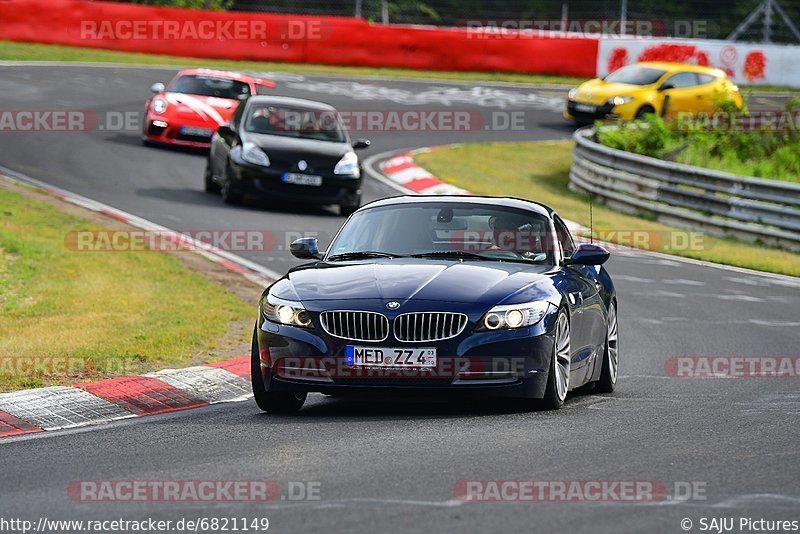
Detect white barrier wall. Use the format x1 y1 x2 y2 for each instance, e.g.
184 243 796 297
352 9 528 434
597 38 800 87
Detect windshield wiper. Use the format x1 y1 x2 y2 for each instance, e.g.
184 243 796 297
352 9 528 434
411 251 547 264
326 251 402 261
410 251 494 261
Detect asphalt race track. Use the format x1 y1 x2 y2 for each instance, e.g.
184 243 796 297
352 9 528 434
1 65 799 533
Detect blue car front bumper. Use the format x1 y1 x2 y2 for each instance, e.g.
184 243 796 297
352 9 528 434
254 302 559 399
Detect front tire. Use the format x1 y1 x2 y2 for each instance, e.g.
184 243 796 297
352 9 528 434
539 309 571 410
339 195 361 217
204 161 220 194
250 328 307 414
221 164 242 205
595 300 618 393
635 105 656 119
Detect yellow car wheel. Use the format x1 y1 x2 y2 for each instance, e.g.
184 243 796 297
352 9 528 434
635 105 656 119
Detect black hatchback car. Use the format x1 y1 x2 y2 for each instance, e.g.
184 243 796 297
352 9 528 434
205 96 370 215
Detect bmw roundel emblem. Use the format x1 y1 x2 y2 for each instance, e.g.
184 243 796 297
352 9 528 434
386 301 400 310
298 160 308 171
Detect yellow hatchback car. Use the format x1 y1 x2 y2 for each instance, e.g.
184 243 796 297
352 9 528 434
565 62 743 124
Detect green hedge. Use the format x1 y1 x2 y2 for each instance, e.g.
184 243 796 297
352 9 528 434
597 99 800 183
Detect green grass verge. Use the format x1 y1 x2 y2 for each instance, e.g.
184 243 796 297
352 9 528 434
1 40 796 92
597 116 800 183
414 141 800 277
677 142 800 183
0 185 253 391
0 40 586 85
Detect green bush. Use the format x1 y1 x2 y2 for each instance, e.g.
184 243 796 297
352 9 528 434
596 101 800 183
596 114 672 157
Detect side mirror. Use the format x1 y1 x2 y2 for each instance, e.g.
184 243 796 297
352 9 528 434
150 82 165 94
658 83 674 91
564 243 610 266
352 139 371 150
216 124 234 137
290 237 322 260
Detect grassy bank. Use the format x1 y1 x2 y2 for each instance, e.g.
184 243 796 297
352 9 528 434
414 141 800 276
0 182 253 391
598 114 800 183
0 40 585 86
1 40 796 92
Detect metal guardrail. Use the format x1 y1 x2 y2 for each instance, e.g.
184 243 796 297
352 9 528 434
569 127 800 252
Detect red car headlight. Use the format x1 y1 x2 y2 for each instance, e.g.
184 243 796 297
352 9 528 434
150 98 168 114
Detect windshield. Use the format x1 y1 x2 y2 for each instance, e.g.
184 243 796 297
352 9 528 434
169 75 250 99
243 104 347 143
604 66 667 86
327 202 555 265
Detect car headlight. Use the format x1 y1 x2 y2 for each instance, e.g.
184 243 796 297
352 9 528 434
150 98 168 114
334 152 360 177
262 294 312 328
241 142 270 167
479 301 551 330
608 96 634 106
568 88 578 99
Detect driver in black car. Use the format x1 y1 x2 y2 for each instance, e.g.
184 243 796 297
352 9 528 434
488 215 548 262
249 106 284 133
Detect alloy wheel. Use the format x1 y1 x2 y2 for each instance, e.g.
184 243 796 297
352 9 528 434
554 312 571 401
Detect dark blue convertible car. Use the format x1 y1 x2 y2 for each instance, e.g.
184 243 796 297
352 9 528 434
252 196 618 412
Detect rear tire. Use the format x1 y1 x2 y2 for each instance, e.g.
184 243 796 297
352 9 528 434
250 328 307 414
539 309 570 410
635 105 655 119
595 300 618 394
204 162 220 194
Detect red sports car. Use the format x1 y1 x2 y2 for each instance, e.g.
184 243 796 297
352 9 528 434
143 68 275 148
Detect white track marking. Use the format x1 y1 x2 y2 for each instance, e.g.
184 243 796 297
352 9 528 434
0 387 133 431
145 367 252 404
